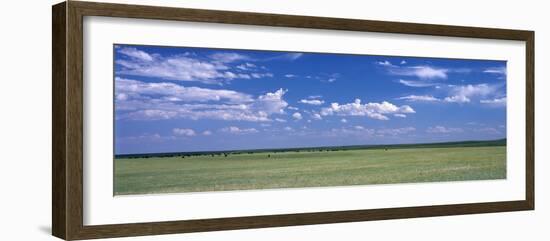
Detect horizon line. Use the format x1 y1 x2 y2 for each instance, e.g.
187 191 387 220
115 138 506 157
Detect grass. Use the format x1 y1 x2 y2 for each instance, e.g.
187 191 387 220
114 145 506 195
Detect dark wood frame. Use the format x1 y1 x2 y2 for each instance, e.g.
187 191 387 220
52 1 535 240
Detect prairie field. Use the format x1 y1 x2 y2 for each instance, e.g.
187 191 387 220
114 143 506 195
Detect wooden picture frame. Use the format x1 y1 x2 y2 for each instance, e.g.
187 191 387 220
52 1 534 240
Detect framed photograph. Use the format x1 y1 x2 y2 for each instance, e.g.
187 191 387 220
52 1 534 240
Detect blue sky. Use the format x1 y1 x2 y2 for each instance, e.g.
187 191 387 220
114 44 507 155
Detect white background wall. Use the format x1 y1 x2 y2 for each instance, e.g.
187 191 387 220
0 0 547 240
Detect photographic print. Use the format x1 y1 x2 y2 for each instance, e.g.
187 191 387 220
114 44 507 195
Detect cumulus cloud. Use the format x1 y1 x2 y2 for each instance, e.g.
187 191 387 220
202 130 213 136
292 112 303 120
312 113 322 120
341 118 348 123
172 128 196 136
444 84 497 103
115 78 289 122
397 95 440 102
221 126 259 134
426 126 463 133
251 89 289 114
320 99 415 120
116 48 272 84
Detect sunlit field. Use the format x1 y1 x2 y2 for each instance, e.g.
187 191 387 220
114 141 506 195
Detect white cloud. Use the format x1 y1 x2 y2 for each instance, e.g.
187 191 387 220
287 106 299 111
118 133 165 143
209 52 250 63
116 93 128 101
394 114 407 118
202 130 213 136
284 74 297 78
250 73 274 78
221 126 259 134
320 99 415 120
398 79 438 87
444 84 497 103
292 112 303 120
312 113 322 120
426 126 463 133
354 125 365 130
341 118 348 123
172 128 196 136
378 62 463 80
386 65 448 79
275 118 287 123
116 49 272 84
235 63 256 71
326 126 415 138
118 47 154 62
284 126 293 131
299 99 325 105
118 55 228 83
480 97 507 107
444 95 470 103
116 78 289 122
116 77 253 104
396 66 448 79
397 95 440 102
251 89 289 114
400 60 407 65
376 60 396 67
483 67 507 75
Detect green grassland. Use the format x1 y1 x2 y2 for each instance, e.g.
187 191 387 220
114 141 506 195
